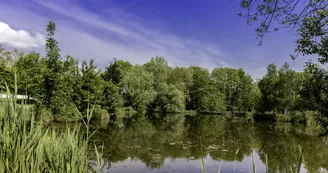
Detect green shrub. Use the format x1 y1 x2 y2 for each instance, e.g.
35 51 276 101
276 113 292 122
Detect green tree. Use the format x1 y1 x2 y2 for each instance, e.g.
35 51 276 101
258 63 302 113
101 59 131 113
43 21 64 115
101 81 123 113
187 66 226 112
197 84 226 113
167 67 193 112
239 0 328 63
168 67 193 104
300 63 328 113
144 57 169 87
144 57 186 112
211 68 255 111
122 65 156 114
258 63 280 112
249 83 261 111
42 21 79 119
0 58 13 92
14 52 45 99
103 59 132 84
275 63 303 112
73 60 104 114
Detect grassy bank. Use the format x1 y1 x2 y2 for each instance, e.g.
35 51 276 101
0 88 93 172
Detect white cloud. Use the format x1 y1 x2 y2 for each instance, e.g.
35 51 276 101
0 22 45 49
0 0 309 78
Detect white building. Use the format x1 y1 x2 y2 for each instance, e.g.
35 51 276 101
0 94 29 99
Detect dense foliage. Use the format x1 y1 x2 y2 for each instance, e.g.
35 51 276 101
1 21 328 131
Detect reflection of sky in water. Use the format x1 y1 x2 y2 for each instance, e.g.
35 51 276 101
103 155 307 173
101 152 310 173
106 154 268 173
87 115 328 173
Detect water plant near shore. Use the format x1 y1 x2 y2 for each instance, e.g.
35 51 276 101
0 83 92 173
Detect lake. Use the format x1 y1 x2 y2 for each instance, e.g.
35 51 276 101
87 114 328 173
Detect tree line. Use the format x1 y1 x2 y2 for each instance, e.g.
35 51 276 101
0 21 328 127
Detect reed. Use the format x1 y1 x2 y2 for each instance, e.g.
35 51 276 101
0 82 97 172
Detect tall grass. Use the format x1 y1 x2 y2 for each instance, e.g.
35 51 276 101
0 83 94 172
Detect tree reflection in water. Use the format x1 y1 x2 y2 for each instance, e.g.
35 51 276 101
88 114 328 173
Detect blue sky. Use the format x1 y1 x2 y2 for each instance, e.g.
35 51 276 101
0 0 314 78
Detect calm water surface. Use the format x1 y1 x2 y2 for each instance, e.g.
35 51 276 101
87 114 328 173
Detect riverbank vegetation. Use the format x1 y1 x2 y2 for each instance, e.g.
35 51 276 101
0 86 92 172
1 21 328 131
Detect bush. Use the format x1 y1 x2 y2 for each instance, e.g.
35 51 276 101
276 113 292 122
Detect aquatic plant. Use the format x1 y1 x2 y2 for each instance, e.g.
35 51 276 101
0 81 103 172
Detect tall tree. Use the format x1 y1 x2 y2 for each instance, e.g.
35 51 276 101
188 66 226 112
300 63 328 113
144 57 186 112
43 21 63 115
168 67 193 109
275 63 302 111
258 64 280 112
73 60 104 114
122 65 156 114
258 63 302 113
42 21 78 118
211 68 254 111
101 59 129 113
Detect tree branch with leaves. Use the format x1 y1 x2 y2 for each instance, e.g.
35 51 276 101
239 0 328 62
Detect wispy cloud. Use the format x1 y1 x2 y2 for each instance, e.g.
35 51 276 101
0 0 310 78
0 22 45 49
30 0 232 69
